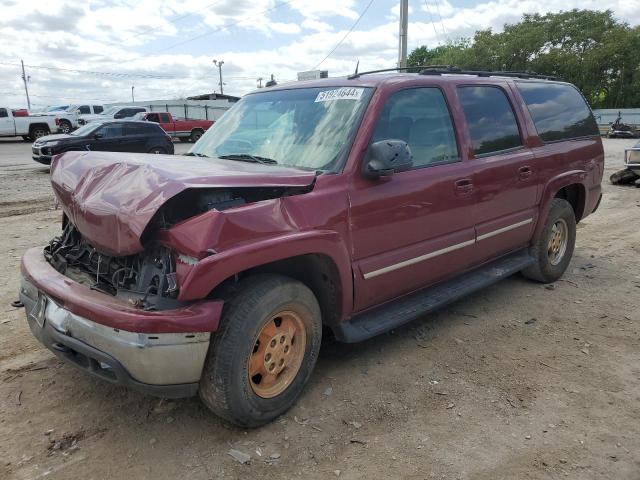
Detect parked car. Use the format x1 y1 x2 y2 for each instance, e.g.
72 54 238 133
141 112 214 142
0 106 57 140
19 70 604 427
78 106 147 125
29 105 104 134
31 120 174 164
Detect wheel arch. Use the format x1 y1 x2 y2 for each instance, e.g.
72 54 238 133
178 232 354 325
533 171 586 243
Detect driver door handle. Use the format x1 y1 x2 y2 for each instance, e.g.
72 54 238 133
454 178 474 196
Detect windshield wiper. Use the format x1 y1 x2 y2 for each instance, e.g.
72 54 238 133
218 154 278 165
184 152 210 157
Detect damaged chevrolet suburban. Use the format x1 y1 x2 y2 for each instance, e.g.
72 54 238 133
19 69 604 427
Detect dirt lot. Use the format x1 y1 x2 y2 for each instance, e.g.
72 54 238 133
0 138 638 480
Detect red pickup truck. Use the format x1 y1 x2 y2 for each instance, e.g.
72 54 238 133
142 112 213 142
20 68 604 427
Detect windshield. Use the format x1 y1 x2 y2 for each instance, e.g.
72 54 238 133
190 86 373 172
100 107 120 116
71 122 103 136
47 105 69 112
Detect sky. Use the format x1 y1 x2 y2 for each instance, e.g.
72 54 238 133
1 0 639 109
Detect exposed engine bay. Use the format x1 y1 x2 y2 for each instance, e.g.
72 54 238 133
44 219 179 310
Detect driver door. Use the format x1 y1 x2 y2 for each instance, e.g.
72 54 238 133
90 123 125 152
349 87 477 311
0 108 14 135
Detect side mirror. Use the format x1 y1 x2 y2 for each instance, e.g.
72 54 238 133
94 132 104 139
114 113 123 119
362 140 413 179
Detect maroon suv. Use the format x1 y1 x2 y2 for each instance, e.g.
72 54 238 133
19 69 604 427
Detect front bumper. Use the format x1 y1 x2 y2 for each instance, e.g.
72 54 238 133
19 248 224 397
31 146 52 165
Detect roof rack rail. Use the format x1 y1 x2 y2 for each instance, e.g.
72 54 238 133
347 65 558 81
347 65 452 79
418 66 558 80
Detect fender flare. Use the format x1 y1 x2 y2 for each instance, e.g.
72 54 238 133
533 169 586 242
177 230 354 317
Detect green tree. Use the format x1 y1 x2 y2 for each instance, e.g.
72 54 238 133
408 10 640 108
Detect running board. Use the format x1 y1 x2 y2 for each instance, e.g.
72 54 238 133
333 249 535 343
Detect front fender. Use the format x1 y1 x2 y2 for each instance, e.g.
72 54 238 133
177 230 354 317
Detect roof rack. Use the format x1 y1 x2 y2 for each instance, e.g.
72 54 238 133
347 65 452 79
348 65 558 81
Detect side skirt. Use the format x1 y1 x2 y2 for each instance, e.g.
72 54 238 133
333 249 535 343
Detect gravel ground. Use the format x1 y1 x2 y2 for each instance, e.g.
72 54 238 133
0 138 638 480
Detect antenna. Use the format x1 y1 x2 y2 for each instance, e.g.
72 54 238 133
354 60 360 76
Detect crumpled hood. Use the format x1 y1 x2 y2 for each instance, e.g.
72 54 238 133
50 151 317 256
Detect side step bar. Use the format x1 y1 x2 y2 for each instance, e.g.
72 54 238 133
333 249 535 343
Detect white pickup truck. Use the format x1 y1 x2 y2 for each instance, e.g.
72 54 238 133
31 104 104 134
0 107 58 141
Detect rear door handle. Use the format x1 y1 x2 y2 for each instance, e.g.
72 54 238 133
518 166 532 180
454 178 474 195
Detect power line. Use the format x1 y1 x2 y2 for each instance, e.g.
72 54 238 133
433 0 448 39
311 0 375 70
121 0 296 63
423 1 442 44
0 61 196 79
130 0 226 39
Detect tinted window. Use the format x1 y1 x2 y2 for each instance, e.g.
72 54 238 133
78 105 91 114
132 108 146 115
159 113 171 123
458 86 522 156
0 108 7 118
93 105 103 114
125 124 151 136
98 124 124 138
372 88 459 168
516 82 599 142
146 113 160 123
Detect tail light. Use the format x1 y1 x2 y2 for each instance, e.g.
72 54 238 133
55 118 60 125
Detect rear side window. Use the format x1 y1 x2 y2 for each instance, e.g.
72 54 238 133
146 113 160 123
0 108 7 118
458 86 522 156
125 124 148 136
98 124 124 138
78 105 91 114
93 106 103 114
516 82 599 142
372 87 459 168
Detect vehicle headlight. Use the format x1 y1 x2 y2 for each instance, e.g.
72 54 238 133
44 141 59 147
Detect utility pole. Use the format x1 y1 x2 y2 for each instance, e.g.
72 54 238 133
398 0 408 68
213 59 224 95
131 86 135 102
257 77 263 88
21 59 31 110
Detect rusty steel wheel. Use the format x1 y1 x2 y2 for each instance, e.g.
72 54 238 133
547 218 568 266
522 198 576 284
248 311 307 398
199 274 322 427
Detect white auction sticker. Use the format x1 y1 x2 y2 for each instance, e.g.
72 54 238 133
314 87 364 102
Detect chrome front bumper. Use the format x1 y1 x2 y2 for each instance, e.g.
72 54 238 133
20 278 210 398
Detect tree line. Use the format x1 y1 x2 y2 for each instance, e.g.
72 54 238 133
407 10 640 109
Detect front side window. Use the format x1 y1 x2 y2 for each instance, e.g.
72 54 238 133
146 113 160 123
98 124 124 138
93 106 103 114
516 82 599 142
78 105 91 114
458 86 522 156
372 87 459 168
191 86 374 172
0 108 7 118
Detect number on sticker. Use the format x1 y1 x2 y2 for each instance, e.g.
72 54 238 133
315 88 364 102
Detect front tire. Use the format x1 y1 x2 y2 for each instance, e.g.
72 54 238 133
190 129 204 143
522 198 576 283
199 274 322 428
58 120 72 134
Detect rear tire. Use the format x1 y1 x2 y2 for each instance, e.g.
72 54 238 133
30 126 49 140
199 274 322 428
179 137 190 143
58 120 72 134
522 198 576 283
190 129 204 143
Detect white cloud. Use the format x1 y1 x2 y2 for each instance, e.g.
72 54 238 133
0 0 638 109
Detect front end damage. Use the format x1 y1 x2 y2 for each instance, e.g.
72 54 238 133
19 151 318 396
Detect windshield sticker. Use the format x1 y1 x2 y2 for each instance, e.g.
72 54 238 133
314 88 364 102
